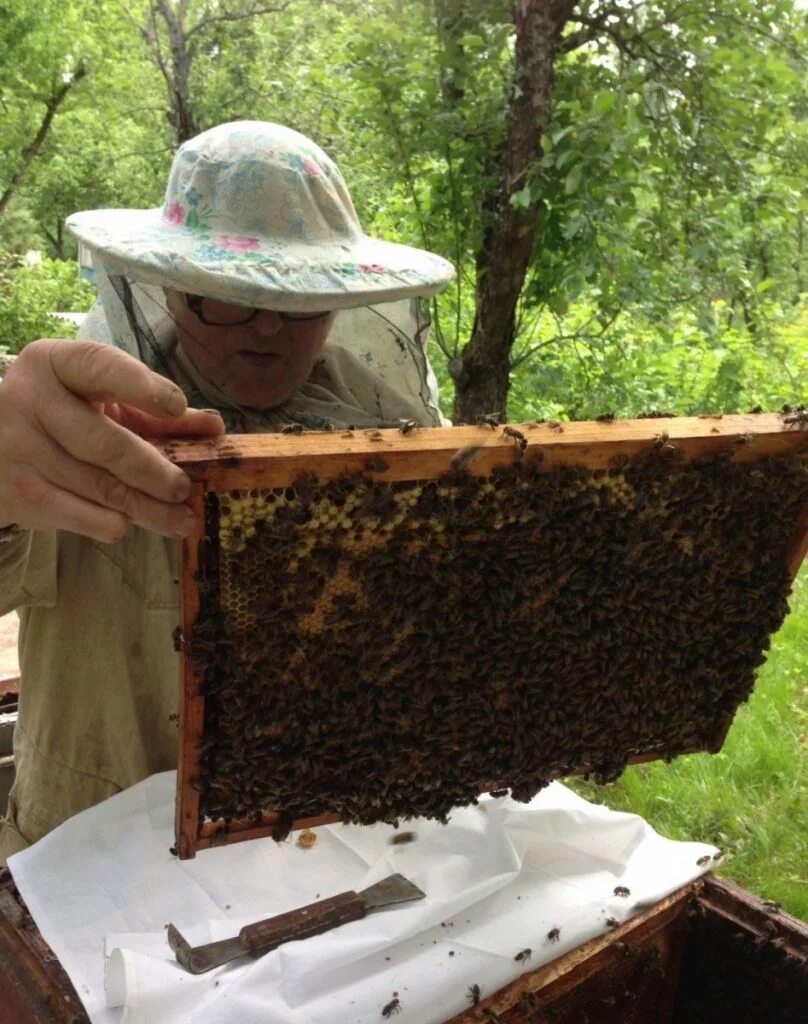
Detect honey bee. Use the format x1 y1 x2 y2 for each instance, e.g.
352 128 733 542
503 426 528 451
547 420 564 432
596 412 616 423
467 984 481 1005
271 812 294 843
476 413 501 429
450 446 481 473
209 823 231 847
365 430 384 441
389 831 417 846
381 996 401 1017
546 927 560 943
514 948 532 962
605 917 619 929
280 423 304 435
696 855 712 867
398 419 417 435
613 886 631 898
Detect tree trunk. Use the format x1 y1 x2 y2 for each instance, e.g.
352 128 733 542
44 220 65 259
145 0 199 146
451 0 576 423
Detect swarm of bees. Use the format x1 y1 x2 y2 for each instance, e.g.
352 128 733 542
188 440 808 830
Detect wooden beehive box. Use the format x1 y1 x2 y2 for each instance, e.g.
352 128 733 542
164 414 808 860
1 869 806 1024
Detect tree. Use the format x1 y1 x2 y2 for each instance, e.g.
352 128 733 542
0 1 91 220
337 0 807 419
1 0 805 415
130 0 292 145
449 0 578 422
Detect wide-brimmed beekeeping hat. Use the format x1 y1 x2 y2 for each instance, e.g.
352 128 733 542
66 121 455 313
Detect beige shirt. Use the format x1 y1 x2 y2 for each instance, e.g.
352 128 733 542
0 524 180 865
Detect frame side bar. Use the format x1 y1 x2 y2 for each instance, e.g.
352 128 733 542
175 484 207 860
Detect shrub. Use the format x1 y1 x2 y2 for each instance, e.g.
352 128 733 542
0 252 95 354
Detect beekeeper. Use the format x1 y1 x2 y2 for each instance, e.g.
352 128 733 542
0 121 454 863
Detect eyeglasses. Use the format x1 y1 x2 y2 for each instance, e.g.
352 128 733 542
185 294 331 327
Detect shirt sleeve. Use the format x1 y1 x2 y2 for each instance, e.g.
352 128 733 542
0 529 58 616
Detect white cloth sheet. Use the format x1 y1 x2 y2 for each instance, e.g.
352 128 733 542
9 772 716 1023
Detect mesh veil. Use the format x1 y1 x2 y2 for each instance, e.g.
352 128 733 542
78 256 446 432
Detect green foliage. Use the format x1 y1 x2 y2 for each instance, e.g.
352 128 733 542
504 298 808 421
0 255 94 353
516 1 808 350
429 295 808 420
0 0 93 198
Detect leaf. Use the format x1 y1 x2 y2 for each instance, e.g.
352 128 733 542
564 164 583 195
510 185 532 210
551 125 573 146
593 90 616 114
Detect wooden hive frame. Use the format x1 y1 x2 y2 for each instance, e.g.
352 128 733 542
164 414 808 859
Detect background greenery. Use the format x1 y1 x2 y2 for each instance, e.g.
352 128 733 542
1 1 806 913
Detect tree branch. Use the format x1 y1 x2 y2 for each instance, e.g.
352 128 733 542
186 1 292 41
0 64 88 218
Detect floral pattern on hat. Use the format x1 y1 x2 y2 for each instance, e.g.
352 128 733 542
67 121 455 310
215 235 260 253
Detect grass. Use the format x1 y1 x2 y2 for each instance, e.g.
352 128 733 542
569 563 808 920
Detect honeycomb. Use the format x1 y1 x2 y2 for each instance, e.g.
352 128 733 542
189 444 808 827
